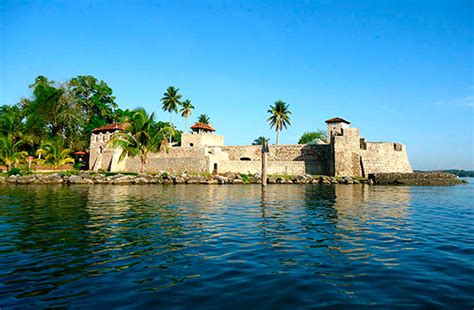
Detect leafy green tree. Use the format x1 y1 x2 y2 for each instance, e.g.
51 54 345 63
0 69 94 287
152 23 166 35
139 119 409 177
161 86 182 143
109 109 167 173
36 138 75 170
267 100 291 145
0 105 25 143
114 108 134 122
252 136 268 145
68 75 117 145
180 99 194 130
298 130 328 144
0 134 28 171
25 76 83 149
154 121 182 145
197 114 210 124
68 75 117 123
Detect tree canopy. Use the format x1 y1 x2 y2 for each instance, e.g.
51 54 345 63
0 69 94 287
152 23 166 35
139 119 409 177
252 136 268 145
298 130 327 144
197 114 210 124
0 75 187 171
267 100 291 145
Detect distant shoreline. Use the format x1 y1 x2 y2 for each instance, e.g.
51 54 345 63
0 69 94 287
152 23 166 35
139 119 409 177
414 170 474 178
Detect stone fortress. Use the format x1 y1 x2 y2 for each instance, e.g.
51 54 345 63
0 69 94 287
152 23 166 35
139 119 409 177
89 117 413 177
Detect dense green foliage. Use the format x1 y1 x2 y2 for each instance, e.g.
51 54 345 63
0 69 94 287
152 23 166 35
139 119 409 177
298 130 327 144
267 100 291 145
109 109 170 173
0 76 195 171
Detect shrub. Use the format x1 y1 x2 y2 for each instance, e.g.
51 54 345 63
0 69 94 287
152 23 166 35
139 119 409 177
73 162 85 170
239 172 253 184
8 168 22 176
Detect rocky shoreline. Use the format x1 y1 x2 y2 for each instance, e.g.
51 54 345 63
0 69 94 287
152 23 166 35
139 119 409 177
0 172 466 186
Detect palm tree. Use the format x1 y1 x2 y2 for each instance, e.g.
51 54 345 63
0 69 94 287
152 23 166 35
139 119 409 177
0 134 28 171
180 99 194 130
267 100 291 145
197 114 210 124
109 109 166 173
252 136 268 145
160 86 182 143
36 139 75 170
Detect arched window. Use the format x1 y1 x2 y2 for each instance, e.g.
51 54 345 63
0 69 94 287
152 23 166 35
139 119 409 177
213 163 218 173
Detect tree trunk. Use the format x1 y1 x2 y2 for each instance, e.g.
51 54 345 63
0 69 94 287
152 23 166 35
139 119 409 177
140 154 146 173
276 130 280 145
169 113 173 144
185 116 188 131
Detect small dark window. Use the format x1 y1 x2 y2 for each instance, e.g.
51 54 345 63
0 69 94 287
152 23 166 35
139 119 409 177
240 157 251 161
189 143 194 147
98 146 103 154
213 163 218 173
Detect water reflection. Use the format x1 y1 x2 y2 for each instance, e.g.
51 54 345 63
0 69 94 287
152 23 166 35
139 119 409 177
1 183 472 308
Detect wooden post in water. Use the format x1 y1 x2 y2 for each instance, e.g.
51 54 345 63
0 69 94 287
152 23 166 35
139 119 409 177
261 140 269 186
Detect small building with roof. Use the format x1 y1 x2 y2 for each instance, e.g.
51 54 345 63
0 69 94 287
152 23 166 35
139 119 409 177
325 117 351 141
181 122 224 148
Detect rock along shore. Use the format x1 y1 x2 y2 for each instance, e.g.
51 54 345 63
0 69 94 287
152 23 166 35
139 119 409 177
0 172 466 186
369 172 465 185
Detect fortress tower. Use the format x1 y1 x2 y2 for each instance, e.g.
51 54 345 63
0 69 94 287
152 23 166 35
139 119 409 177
325 117 351 142
181 122 224 148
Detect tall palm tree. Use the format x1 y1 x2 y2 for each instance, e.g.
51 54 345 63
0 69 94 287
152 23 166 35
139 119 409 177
109 109 166 173
160 86 182 143
197 114 210 124
267 100 291 145
180 99 194 130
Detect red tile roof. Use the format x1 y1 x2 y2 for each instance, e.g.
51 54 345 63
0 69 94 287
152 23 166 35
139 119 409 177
73 151 86 155
325 117 351 124
190 122 215 132
92 123 129 133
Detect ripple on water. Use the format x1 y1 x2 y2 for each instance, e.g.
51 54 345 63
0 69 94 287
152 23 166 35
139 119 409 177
0 182 473 308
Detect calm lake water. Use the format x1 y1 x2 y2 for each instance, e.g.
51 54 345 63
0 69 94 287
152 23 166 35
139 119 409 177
1 181 473 309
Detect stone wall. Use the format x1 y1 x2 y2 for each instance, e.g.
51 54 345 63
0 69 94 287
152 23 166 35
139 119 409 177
332 128 363 177
360 142 412 176
181 132 224 147
122 155 210 174
217 160 324 175
220 144 329 162
112 146 209 174
217 144 330 175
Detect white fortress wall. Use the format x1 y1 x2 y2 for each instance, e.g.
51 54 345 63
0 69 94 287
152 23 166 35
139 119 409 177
115 146 210 174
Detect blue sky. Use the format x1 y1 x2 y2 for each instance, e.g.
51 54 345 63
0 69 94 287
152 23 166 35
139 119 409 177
0 0 473 170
